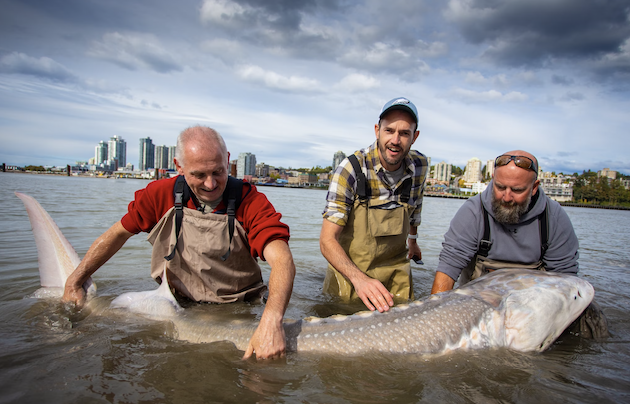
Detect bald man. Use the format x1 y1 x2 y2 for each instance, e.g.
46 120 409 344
63 126 296 360
430 150 608 339
431 150 578 293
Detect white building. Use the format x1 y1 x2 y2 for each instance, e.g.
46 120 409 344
168 146 177 170
433 161 452 183
539 173 574 202
95 141 108 165
155 145 170 169
485 159 495 179
464 157 482 185
471 182 488 194
108 135 127 168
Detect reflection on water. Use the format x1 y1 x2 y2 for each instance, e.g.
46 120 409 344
0 172 629 403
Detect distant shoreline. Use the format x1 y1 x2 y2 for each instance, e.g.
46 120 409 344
4 171 629 211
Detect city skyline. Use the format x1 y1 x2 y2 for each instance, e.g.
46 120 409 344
1 1 629 176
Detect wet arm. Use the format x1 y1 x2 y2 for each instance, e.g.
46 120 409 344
430 271 455 294
407 225 422 260
63 221 134 307
319 219 394 312
243 239 295 360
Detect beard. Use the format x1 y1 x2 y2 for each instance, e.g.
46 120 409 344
377 139 409 169
491 193 532 224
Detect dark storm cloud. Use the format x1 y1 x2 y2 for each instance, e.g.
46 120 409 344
200 0 443 79
447 0 630 71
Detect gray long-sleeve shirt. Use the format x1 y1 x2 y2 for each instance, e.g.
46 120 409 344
437 184 579 281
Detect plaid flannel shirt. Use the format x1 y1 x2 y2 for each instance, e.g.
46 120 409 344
323 141 428 227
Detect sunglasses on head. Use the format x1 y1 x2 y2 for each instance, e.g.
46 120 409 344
495 155 538 174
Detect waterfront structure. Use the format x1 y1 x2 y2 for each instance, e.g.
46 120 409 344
433 161 452 183
108 135 126 168
539 172 574 202
256 163 270 177
598 168 617 180
463 157 482 185
485 159 495 179
471 182 488 194
155 145 169 169
95 141 108 165
139 137 155 171
237 152 256 179
333 151 346 170
168 146 176 170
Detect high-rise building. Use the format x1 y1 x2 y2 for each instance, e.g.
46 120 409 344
237 152 256 179
333 151 346 170
95 141 108 165
155 145 169 169
168 146 177 170
464 157 482 184
108 135 127 169
433 161 452 182
485 159 495 179
139 137 155 171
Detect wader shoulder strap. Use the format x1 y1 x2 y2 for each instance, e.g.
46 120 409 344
478 204 493 257
539 202 550 260
164 175 191 261
348 154 369 202
395 177 412 204
220 177 245 261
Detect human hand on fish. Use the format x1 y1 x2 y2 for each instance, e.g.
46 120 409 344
353 274 394 312
243 314 287 360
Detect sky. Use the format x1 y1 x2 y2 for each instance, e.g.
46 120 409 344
1 0 629 175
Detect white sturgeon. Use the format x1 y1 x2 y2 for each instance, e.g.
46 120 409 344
17 191 594 355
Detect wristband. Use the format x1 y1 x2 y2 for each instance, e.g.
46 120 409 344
407 234 418 239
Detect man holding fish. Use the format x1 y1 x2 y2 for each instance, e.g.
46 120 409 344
63 125 296 360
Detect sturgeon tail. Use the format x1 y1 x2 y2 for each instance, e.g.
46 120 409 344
15 192 95 297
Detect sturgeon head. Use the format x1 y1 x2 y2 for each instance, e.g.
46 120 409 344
111 265 183 319
455 269 594 352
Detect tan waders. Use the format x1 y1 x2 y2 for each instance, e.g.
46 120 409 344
323 196 415 302
148 206 266 303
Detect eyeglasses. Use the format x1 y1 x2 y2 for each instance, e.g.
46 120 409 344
495 155 538 174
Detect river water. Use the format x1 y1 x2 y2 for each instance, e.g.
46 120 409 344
0 172 628 403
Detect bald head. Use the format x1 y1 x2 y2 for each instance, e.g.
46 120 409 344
173 126 230 203
175 126 228 168
495 150 538 183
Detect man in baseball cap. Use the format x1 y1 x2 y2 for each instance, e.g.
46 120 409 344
320 97 429 313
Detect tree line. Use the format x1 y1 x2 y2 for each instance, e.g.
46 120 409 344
572 170 630 206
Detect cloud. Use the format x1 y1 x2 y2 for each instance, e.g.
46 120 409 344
334 73 381 92
560 92 586 102
338 42 431 80
445 0 630 74
444 88 528 104
87 32 183 73
236 64 321 92
464 71 509 87
0 52 77 82
200 38 245 65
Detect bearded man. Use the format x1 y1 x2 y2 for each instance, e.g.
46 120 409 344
430 150 609 339
431 150 579 293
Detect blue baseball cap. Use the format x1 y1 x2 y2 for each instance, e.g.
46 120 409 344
379 97 418 124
